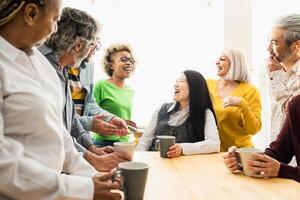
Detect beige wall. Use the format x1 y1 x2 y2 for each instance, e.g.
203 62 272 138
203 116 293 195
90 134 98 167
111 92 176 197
224 0 252 68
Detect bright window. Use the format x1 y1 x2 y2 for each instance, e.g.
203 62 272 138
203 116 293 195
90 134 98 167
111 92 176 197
63 0 224 126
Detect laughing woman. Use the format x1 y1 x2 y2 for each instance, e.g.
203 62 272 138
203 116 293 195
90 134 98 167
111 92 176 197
93 44 136 147
136 70 220 158
207 49 262 151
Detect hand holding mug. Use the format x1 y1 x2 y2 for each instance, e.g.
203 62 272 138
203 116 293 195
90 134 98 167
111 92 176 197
92 171 122 200
246 153 280 179
167 143 183 158
223 146 241 172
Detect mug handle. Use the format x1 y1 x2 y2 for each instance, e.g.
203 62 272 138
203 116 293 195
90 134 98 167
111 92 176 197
155 139 160 151
234 150 243 170
111 169 123 190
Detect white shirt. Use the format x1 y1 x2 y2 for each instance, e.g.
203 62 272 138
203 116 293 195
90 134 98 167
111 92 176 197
0 36 97 200
268 60 300 141
136 103 220 155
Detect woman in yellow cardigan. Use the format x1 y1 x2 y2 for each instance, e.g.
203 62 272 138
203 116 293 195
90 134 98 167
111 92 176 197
207 49 262 151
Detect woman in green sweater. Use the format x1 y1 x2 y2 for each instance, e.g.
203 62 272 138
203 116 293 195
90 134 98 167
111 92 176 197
93 44 136 147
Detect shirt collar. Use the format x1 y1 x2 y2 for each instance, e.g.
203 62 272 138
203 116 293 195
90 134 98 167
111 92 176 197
291 59 300 73
167 102 190 113
0 36 24 61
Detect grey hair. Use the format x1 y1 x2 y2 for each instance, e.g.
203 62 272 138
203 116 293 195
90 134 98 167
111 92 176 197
273 14 300 46
45 7 100 53
223 49 250 82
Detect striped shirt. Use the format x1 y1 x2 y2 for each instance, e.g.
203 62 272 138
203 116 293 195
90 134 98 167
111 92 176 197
68 67 86 116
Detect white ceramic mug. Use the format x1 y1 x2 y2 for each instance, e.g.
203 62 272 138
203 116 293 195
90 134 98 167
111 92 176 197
236 147 264 176
114 142 135 160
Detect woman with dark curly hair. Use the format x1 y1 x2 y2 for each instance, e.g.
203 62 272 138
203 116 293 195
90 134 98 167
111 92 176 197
93 43 136 147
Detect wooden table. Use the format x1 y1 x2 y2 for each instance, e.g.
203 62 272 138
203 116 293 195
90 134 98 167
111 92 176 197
132 152 300 200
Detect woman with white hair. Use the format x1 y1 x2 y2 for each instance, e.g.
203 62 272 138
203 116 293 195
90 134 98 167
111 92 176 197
207 49 262 151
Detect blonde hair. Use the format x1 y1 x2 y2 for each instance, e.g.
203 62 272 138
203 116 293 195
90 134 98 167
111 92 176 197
103 43 134 76
223 48 250 82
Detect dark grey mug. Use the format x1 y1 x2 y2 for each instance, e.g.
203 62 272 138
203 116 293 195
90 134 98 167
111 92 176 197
114 162 149 200
155 135 175 158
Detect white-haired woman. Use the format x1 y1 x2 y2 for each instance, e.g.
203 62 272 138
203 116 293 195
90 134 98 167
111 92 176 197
207 49 262 151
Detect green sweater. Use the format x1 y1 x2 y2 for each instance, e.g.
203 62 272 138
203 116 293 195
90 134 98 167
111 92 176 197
92 79 134 141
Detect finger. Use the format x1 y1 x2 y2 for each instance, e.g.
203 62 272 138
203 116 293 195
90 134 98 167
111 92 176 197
98 171 114 181
225 159 238 168
115 152 131 161
228 146 238 153
247 160 268 168
223 157 237 164
222 152 236 160
168 144 177 150
110 192 122 200
247 165 267 175
228 165 240 172
251 173 269 179
167 150 176 158
250 152 267 161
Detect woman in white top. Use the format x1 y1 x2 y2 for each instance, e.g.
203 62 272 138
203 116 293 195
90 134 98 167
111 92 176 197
137 70 220 157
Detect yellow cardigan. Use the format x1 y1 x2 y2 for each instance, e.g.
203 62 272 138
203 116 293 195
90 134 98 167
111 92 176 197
207 79 262 151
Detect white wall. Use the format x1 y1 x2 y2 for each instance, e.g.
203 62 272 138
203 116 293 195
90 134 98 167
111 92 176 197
63 0 224 126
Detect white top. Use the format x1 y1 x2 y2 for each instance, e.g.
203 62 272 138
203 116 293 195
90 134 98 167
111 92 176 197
136 103 220 155
268 60 300 141
0 36 97 200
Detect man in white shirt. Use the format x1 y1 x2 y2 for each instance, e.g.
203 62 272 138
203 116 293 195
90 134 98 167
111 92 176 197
0 0 121 199
267 14 300 141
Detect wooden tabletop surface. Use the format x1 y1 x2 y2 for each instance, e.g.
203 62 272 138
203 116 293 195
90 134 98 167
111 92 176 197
132 151 300 200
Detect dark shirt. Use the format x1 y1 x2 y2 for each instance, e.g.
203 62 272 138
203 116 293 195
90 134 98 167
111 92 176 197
265 95 300 182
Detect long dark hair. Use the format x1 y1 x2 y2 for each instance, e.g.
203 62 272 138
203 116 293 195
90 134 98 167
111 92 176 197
170 70 217 141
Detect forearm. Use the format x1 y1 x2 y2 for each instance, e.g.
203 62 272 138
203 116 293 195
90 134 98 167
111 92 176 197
71 116 94 149
238 98 262 135
180 139 220 155
88 100 115 122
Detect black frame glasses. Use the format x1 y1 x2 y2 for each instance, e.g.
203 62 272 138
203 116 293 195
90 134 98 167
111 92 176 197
120 56 135 64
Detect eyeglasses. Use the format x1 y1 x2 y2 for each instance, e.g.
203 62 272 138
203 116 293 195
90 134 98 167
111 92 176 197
90 41 102 51
120 56 135 64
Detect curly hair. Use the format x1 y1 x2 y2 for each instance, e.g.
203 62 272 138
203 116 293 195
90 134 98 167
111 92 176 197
45 7 100 54
103 43 135 77
0 0 45 26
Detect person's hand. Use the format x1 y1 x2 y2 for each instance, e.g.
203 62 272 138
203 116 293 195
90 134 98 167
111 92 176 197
167 144 183 158
247 153 280 179
223 146 241 172
267 55 282 72
100 146 115 154
92 171 122 200
88 145 114 156
86 151 131 172
110 116 128 136
91 115 119 135
223 96 242 108
125 120 137 128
